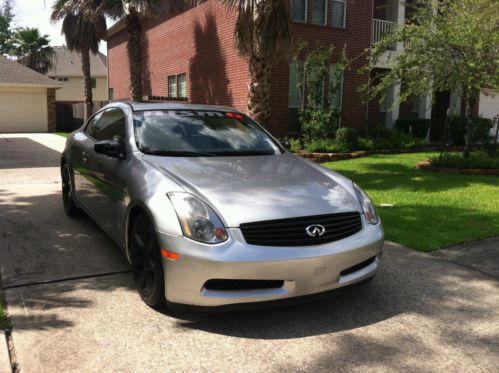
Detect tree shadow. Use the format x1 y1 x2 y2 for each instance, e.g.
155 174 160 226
189 14 233 106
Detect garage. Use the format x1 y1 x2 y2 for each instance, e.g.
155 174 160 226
0 56 62 133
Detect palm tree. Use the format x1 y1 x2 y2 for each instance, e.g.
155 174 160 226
107 0 183 101
222 0 292 125
10 27 55 74
51 0 107 120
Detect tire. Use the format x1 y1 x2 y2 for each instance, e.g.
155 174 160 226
130 213 165 308
61 163 79 217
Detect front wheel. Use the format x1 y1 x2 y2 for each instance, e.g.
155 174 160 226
131 213 165 308
61 163 79 217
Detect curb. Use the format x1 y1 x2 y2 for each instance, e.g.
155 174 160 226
0 331 11 373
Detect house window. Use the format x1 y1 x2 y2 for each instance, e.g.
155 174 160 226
177 74 187 98
168 75 177 98
91 78 97 89
291 0 307 22
332 0 346 28
57 77 68 82
329 64 344 110
288 61 304 132
312 0 327 25
329 64 344 126
411 95 420 113
109 88 114 101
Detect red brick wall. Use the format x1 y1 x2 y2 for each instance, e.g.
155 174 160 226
108 1 248 112
108 0 373 136
268 0 373 135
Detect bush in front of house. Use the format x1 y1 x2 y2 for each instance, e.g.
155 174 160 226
336 127 359 149
448 116 493 146
429 151 499 169
304 138 351 153
299 109 337 140
395 118 431 139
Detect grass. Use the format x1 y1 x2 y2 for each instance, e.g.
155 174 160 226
55 132 69 138
0 302 9 329
324 152 499 252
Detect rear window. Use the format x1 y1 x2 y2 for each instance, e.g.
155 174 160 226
133 110 282 156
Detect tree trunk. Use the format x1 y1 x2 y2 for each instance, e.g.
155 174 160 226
127 12 143 102
463 89 479 159
247 55 272 125
81 45 93 122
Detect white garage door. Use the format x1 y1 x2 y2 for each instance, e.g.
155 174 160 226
0 87 48 133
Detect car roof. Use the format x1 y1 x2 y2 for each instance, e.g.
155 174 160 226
116 101 241 113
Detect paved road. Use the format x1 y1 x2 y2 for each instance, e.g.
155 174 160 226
1 134 498 372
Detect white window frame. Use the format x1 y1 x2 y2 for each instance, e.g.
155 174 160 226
177 73 187 98
332 0 347 28
168 75 177 98
312 0 328 25
291 0 308 23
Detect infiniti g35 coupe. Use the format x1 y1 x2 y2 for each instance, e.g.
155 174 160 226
61 102 384 310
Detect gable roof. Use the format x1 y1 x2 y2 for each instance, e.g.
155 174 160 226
0 56 63 88
46 46 108 78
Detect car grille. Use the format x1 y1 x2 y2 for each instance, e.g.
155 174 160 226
240 212 362 247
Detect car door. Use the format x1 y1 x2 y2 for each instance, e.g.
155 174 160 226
75 111 104 213
85 108 129 245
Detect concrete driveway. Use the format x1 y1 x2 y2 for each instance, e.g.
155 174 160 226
0 134 498 372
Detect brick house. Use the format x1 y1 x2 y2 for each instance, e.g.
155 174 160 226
106 0 498 137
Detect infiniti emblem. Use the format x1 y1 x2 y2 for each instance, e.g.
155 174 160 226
306 224 326 237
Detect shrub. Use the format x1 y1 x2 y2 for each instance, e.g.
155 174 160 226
429 151 499 169
449 116 493 146
357 137 375 150
286 137 302 152
304 138 350 153
299 109 337 140
367 127 426 149
336 127 359 149
395 118 431 139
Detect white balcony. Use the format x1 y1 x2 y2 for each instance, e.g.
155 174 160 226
372 19 396 44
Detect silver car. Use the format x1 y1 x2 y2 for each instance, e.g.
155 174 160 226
61 102 384 310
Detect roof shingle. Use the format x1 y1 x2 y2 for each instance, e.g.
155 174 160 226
47 46 108 78
0 56 63 87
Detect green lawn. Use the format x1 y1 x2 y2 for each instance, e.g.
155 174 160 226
324 152 499 252
0 300 9 329
55 132 69 138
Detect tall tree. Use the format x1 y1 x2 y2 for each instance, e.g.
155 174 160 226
51 0 107 120
222 0 292 125
10 27 55 74
107 0 183 101
0 0 14 54
364 0 499 157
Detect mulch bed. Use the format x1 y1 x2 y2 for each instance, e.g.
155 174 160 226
416 160 499 175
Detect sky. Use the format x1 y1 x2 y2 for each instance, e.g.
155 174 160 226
12 0 109 54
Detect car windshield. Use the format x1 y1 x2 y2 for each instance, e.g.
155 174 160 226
133 110 282 156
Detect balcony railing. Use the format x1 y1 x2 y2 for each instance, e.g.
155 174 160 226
372 19 396 44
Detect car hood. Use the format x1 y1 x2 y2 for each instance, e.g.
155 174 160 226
143 153 361 227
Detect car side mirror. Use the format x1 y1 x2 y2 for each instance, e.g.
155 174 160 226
94 140 124 159
279 139 291 151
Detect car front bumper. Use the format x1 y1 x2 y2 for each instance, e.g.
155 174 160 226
157 219 384 308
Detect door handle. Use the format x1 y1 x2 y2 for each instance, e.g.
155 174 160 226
82 151 89 162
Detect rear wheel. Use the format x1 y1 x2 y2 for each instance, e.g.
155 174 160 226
131 213 165 307
61 163 79 216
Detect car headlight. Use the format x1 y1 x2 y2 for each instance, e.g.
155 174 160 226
353 183 379 225
167 192 228 244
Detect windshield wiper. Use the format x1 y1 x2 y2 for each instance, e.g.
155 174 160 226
142 150 217 157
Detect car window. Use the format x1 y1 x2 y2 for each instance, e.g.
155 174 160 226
133 110 282 156
89 108 127 142
84 112 102 139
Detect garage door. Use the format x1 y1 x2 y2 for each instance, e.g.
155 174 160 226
0 87 48 132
